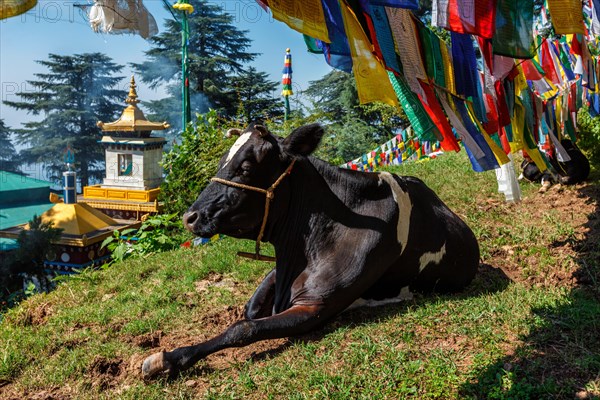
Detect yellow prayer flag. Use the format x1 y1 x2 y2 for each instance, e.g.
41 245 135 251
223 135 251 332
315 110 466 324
0 0 36 19
439 42 456 95
511 97 547 171
269 0 330 42
339 2 399 106
546 0 585 34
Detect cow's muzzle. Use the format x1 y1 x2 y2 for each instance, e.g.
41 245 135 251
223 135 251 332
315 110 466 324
182 210 198 232
182 210 213 236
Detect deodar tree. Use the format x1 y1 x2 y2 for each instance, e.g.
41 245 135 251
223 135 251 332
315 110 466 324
4 53 124 187
131 0 257 131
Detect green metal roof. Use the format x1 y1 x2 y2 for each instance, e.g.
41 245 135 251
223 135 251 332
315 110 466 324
0 170 51 192
0 201 54 230
0 238 18 251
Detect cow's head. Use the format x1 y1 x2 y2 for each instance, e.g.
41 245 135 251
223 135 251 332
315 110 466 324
183 121 324 239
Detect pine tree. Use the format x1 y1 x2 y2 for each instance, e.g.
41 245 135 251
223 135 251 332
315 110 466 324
232 67 283 123
4 53 124 187
305 70 407 163
131 0 257 130
0 119 21 173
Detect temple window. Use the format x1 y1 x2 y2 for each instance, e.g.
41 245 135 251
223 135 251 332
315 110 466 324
118 154 133 176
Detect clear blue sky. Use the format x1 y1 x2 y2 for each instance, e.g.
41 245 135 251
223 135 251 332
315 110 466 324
0 0 332 130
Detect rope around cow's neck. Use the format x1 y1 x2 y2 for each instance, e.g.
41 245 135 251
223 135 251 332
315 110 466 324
210 159 296 262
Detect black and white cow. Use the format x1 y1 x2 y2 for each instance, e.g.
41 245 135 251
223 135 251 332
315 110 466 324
521 139 590 186
142 122 480 378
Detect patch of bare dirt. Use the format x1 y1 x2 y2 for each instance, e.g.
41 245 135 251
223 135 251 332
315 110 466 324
484 181 599 289
86 356 125 390
8 301 54 327
0 385 75 400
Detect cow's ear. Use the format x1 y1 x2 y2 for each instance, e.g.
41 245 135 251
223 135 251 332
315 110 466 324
282 124 324 156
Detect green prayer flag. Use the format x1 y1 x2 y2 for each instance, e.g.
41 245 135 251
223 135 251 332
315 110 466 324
387 71 439 142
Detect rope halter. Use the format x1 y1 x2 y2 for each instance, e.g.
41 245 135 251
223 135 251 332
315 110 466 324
210 159 296 262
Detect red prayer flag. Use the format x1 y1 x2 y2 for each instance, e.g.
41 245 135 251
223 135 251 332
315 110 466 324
419 81 461 152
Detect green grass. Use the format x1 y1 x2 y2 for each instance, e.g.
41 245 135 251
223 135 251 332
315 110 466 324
1 151 599 399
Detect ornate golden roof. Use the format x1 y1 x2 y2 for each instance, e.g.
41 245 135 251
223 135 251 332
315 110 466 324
97 76 170 133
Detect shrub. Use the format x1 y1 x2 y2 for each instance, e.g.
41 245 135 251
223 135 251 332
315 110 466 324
1 215 62 297
101 213 191 264
577 106 600 169
159 110 235 215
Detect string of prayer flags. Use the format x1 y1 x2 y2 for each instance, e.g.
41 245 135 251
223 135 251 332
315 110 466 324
258 0 598 183
341 128 442 171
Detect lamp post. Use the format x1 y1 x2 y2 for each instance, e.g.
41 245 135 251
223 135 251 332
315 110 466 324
173 0 194 129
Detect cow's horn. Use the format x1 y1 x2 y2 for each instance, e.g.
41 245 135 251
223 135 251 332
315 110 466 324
226 128 242 138
255 124 269 137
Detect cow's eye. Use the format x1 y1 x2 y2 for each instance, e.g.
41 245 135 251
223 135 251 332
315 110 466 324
239 161 252 177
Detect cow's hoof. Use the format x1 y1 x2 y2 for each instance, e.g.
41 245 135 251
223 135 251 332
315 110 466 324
142 351 172 379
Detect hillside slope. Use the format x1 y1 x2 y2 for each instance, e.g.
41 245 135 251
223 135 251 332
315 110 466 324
1 151 599 399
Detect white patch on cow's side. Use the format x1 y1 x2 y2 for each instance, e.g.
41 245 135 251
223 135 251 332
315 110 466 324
378 172 412 254
346 286 413 311
222 131 252 169
418 242 446 273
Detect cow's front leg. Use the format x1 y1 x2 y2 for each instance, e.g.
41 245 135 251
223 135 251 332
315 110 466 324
142 304 324 379
245 269 276 320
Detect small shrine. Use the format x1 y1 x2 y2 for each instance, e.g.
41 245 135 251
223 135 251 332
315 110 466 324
81 76 169 220
0 152 140 273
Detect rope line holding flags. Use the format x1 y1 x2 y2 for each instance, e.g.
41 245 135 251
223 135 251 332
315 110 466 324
255 1 600 193
341 127 442 172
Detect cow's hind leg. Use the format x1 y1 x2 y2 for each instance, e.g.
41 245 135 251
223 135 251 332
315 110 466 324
142 304 325 379
244 269 276 319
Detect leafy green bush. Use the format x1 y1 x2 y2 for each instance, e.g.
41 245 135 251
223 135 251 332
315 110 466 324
0 215 62 297
577 106 600 169
159 110 235 215
101 213 191 264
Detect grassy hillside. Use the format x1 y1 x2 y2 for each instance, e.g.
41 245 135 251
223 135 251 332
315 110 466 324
1 151 599 399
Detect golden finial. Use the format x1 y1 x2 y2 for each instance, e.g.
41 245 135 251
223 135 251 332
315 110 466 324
126 76 140 105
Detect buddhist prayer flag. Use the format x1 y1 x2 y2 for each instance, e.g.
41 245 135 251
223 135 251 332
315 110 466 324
0 0 36 19
386 7 428 99
388 72 438 141
419 82 461 151
369 5 402 74
339 2 398 106
369 0 419 9
319 0 353 72
492 0 534 59
432 0 496 39
269 0 330 42
547 0 585 34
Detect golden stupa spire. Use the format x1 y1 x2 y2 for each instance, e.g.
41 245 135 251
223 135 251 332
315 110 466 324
125 76 140 105
97 75 169 133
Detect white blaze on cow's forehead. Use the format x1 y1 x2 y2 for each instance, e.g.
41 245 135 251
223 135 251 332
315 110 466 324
378 172 412 254
418 242 446 273
222 131 253 169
